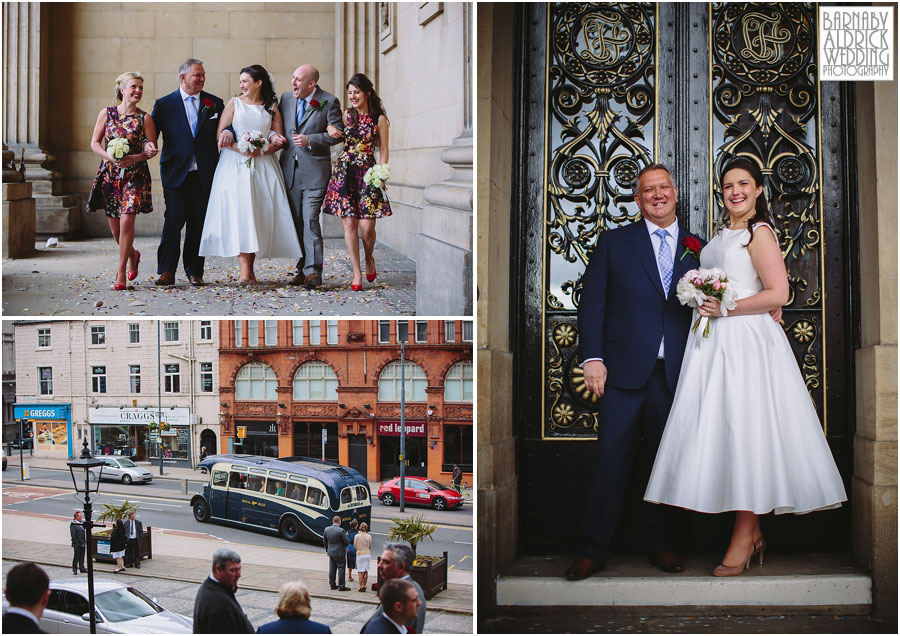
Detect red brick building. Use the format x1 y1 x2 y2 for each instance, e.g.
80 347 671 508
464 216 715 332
218 320 473 484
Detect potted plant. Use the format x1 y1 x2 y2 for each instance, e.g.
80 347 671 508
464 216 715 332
383 514 448 600
91 500 152 563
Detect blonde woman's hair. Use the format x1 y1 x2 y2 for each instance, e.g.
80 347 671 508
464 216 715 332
275 581 312 619
360 522 368 532
115 72 144 103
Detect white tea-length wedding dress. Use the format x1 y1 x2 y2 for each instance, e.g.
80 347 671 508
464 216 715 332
199 97 301 258
644 224 846 515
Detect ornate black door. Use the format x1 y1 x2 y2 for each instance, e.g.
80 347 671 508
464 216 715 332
513 3 857 554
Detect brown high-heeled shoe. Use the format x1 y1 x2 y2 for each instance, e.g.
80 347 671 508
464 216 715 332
712 537 765 577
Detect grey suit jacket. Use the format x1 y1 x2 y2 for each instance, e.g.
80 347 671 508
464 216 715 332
323 524 348 560
278 86 344 191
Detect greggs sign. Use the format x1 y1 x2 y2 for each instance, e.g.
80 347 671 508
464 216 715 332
376 420 426 437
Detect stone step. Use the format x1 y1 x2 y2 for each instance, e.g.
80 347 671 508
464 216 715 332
34 193 78 208
35 205 81 235
496 553 871 615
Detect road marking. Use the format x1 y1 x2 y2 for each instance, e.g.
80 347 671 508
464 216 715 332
108 498 183 508
453 540 473 545
459 555 471 561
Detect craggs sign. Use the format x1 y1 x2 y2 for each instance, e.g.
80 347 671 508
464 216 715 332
376 420 426 437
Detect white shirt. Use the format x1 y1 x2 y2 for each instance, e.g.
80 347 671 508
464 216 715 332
179 87 200 172
380 612 407 634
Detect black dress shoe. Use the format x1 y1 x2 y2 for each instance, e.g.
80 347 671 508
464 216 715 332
649 550 684 573
564 557 604 581
155 271 175 286
188 275 206 286
330 585 338 590
134 564 140 569
338 586 350 591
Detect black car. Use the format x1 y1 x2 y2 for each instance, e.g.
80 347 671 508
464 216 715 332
9 438 33 450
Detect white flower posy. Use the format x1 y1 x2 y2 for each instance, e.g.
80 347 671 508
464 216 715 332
363 163 390 189
107 137 129 160
236 130 269 169
676 267 738 337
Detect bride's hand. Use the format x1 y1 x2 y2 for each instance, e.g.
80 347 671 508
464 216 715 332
698 298 723 317
243 148 262 158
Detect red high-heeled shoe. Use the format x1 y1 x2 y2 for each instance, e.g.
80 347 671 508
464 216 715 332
114 283 127 291
127 249 141 281
366 270 377 283
351 283 362 291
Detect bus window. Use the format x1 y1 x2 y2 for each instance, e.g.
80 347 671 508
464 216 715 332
356 486 369 502
267 480 286 497
247 475 266 492
230 471 248 489
306 486 326 507
341 488 352 504
287 483 306 501
212 471 228 487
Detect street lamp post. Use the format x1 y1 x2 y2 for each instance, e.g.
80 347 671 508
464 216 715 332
399 338 406 512
67 440 104 634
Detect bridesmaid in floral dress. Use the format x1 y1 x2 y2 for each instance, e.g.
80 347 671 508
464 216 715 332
87 71 158 290
322 73 392 291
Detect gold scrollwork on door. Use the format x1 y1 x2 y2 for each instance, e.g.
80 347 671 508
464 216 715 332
547 319 599 434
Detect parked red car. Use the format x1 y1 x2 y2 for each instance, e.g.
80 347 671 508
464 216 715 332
377 477 464 511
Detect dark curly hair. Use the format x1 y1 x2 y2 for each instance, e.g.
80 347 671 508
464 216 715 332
346 73 387 129
720 157 774 247
240 64 277 116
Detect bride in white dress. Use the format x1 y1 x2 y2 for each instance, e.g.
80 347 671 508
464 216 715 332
199 64 301 284
644 157 846 576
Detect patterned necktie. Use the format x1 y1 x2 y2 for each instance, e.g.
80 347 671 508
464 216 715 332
297 99 306 129
654 228 673 294
187 95 199 136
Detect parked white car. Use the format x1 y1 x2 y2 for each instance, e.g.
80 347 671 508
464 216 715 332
3 578 192 633
89 457 153 485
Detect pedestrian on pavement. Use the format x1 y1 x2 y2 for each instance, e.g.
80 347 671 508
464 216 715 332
361 578 421 634
323 516 350 591
362 543 426 633
70 511 87 575
124 510 143 568
346 519 359 582
2 562 50 634
199 446 208 462
256 581 332 634
451 464 463 492
109 519 127 573
193 547 254 633
354 522 373 592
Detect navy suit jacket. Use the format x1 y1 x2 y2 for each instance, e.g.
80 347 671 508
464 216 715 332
150 89 224 190
2 611 45 633
578 219 703 393
360 613 401 634
257 617 332 633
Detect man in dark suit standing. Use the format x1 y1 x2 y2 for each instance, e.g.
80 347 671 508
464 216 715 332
70 510 87 575
151 58 224 287
361 579 420 634
323 515 350 591
124 510 143 568
2 562 50 633
278 64 344 289
565 164 702 580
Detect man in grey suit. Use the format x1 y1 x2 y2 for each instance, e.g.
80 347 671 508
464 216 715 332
279 64 344 289
362 543 427 633
323 515 350 591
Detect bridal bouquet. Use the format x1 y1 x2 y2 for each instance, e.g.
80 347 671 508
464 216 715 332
676 267 738 337
363 163 390 189
107 137 130 177
236 130 269 169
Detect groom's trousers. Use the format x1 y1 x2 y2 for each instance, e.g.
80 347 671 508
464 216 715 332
157 171 208 278
579 359 679 565
287 177 326 277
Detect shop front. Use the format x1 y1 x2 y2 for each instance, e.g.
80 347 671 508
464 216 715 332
13 404 73 458
233 420 279 457
89 407 192 468
378 420 427 479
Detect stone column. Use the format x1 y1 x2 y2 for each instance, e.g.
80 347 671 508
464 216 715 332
2 143 35 257
416 3 473 315
852 80 898 619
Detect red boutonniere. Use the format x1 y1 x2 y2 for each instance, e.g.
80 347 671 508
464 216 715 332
200 97 215 115
308 99 326 111
680 236 702 260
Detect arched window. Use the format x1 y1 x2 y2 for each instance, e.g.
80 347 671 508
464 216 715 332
444 361 473 402
378 361 427 401
293 361 339 401
235 363 277 400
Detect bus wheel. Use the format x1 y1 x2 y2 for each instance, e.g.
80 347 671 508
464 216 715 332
280 516 301 542
193 500 211 523
381 493 395 506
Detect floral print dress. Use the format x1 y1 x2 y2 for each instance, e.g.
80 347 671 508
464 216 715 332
322 112 392 219
86 106 152 218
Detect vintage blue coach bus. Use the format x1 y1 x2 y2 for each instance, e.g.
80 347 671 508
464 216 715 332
191 455 371 542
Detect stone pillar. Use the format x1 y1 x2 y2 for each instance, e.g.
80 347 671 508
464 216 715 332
852 80 898 619
3 2 79 236
2 143 35 257
476 2 516 616
416 3 473 315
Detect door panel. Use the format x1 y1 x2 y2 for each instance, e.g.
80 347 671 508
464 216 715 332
514 2 855 554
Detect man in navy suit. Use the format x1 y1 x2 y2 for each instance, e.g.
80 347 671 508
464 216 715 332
2 562 50 633
361 579 420 634
565 164 702 580
151 58 224 286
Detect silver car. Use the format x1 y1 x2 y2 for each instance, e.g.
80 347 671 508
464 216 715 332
89 457 153 485
4 578 192 633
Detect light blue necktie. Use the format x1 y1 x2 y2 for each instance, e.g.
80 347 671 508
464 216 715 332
187 95 199 137
654 228 673 294
297 99 306 129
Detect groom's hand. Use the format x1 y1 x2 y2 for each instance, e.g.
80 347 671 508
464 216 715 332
769 307 782 323
217 130 234 149
583 360 608 398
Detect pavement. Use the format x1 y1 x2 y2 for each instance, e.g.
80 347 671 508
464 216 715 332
2 237 417 316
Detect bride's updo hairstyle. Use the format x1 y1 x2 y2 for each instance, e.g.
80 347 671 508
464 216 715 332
115 72 144 103
346 73 387 129
720 156 774 247
241 64 278 116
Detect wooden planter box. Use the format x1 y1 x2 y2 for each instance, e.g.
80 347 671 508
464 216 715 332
375 550 448 600
91 527 153 563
